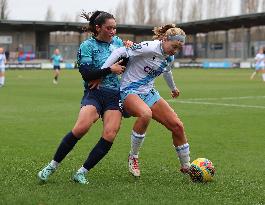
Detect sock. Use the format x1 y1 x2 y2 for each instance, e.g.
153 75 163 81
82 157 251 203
0 77 3 85
49 160 59 169
129 130 145 157
250 71 256 79
175 143 190 167
262 74 265 81
55 76 58 81
77 166 88 174
83 137 113 171
53 131 79 163
2 77 5 85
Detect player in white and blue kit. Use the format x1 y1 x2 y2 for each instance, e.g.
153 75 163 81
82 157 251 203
0 47 6 87
38 11 127 184
102 24 191 177
250 47 265 81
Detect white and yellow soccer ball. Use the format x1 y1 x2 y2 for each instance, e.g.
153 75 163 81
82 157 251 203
189 158 215 182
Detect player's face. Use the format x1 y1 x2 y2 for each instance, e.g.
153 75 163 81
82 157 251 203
96 18 117 43
163 40 183 56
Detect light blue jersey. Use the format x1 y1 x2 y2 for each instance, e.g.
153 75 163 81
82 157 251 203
77 36 124 90
51 54 63 66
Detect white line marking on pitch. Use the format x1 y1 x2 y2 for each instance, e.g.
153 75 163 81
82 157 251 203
181 96 265 101
167 100 265 109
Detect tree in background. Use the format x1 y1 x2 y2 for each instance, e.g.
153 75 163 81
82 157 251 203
262 0 265 11
145 0 161 25
45 5 54 21
132 0 146 24
187 0 203 21
241 0 259 14
0 0 9 20
115 0 129 24
171 0 185 23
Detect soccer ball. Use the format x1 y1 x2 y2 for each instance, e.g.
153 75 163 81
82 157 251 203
189 158 215 182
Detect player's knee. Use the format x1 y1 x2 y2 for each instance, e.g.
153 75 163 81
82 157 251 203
72 123 89 137
103 127 119 140
139 109 152 120
171 121 184 135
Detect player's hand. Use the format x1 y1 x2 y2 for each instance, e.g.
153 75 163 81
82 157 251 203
123 40 134 48
171 88 180 98
110 60 125 75
89 79 101 89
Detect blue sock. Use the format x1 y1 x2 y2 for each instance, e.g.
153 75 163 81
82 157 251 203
83 137 112 171
53 131 79 163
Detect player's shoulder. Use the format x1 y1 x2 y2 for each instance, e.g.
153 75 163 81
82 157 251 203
79 37 95 52
81 37 95 46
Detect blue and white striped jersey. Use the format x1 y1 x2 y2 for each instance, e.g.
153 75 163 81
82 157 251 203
101 40 175 94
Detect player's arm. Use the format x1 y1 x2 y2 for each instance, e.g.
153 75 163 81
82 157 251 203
101 41 152 69
163 59 180 98
78 44 122 81
78 43 109 81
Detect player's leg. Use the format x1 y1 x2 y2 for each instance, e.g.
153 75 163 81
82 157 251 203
124 93 153 177
74 89 124 184
73 110 122 184
0 69 5 86
38 91 101 182
53 67 60 84
261 69 265 82
151 98 191 173
250 71 256 80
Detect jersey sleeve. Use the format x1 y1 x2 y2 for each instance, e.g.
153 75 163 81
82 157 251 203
78 42 93 65
126 41 156 57
163 56 177 91
101 41 156 69
101 47 128 69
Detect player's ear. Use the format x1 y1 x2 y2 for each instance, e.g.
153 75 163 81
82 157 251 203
95 25 100 32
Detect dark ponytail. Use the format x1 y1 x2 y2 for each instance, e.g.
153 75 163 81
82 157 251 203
81 10 115 36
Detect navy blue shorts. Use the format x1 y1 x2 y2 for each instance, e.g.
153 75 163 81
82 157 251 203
81 87 122 117
53 65 60 70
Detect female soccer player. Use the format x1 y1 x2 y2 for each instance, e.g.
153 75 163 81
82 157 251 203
101 24 191 177
50 48 63 84
250 47 265 81
0 47 6 87
38 11 127 184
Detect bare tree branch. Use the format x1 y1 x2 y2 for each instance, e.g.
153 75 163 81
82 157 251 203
132 0 146 24
0 0 9 20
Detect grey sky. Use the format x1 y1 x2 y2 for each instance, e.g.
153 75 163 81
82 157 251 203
7 0 241 22
8 0 120 21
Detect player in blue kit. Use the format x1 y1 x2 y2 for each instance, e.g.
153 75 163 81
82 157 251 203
101 24 191 177
38 11 127 184
50 48 63 84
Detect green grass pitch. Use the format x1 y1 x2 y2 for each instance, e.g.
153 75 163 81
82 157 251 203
0 69 264 205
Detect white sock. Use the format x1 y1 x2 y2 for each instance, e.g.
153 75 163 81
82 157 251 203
130 130 145 157
2 77 5 85
250 71 256 79
49 160 59 168
77 166 88 174
0 77 3 85
262 74 265 81
175 143 190 167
